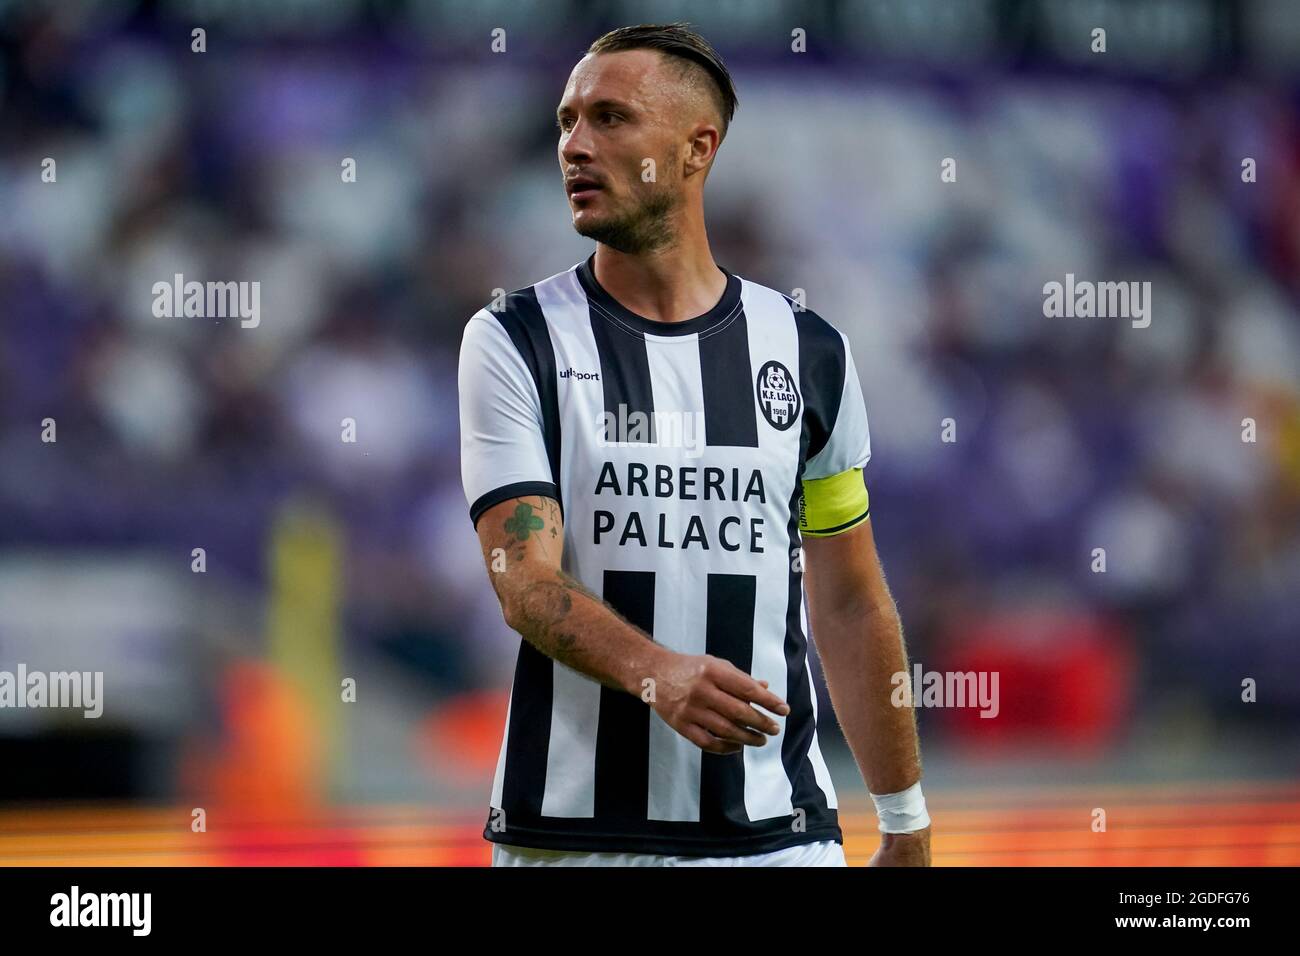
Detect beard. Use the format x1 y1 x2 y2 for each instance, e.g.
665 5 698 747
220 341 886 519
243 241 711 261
573 184 677 254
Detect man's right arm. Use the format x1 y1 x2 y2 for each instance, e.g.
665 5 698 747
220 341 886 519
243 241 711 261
474 491 653 697
459 309 788 754
473 491 791 755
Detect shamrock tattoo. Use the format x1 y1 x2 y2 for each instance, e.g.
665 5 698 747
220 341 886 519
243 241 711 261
504 502 545 541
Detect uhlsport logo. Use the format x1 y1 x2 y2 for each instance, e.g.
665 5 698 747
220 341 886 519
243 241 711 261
756 360 800 430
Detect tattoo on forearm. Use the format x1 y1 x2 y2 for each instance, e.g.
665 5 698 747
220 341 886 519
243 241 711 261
514 575 587 660
503 502 545 541
485 496 615 670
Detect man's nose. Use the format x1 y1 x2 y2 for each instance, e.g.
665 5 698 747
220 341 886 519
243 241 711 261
560 118 594 164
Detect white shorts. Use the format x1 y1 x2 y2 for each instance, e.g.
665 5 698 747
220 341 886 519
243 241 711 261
492 838 846 867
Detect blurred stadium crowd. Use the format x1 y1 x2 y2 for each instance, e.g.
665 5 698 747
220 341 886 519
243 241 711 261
0 0 1298 809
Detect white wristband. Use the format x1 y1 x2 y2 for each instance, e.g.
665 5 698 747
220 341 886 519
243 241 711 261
869 781 930 834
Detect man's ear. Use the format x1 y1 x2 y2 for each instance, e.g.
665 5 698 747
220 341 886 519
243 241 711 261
685 124 720 177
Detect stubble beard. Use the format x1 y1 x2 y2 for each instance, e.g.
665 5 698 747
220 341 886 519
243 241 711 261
573 183 678 255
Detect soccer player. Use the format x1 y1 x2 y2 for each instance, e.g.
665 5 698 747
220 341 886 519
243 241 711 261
458 22 931 866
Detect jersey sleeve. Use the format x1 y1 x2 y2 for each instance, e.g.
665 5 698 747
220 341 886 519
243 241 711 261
799 334 872 537
802 333 871 481
458 310 557 528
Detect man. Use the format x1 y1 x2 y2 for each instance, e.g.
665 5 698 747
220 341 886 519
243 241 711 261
458 22 931 867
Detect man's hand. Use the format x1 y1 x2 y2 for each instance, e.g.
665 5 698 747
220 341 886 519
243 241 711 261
867 826 931 866
648 653 790 755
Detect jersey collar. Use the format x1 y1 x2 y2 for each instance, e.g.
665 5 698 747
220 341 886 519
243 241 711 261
576 252 741 338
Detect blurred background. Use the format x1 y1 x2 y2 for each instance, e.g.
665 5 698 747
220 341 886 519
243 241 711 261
1 0 1298 865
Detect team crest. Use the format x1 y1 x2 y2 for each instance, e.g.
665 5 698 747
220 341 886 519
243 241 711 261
755 360 800 430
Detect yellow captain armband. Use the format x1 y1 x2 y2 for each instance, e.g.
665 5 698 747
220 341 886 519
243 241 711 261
798 467 870 537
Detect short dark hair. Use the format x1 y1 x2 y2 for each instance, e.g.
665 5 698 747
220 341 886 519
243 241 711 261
587 22 737 137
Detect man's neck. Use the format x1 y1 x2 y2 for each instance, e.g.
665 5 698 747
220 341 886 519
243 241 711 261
592 242 727 326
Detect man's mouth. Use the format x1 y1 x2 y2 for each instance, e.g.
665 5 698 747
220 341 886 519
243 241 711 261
566 177 603 201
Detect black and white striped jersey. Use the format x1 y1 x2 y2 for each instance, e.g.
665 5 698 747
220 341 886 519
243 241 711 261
458 252 872 856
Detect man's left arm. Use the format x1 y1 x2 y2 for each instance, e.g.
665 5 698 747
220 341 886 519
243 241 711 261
802 512 931 867
794 321 929 864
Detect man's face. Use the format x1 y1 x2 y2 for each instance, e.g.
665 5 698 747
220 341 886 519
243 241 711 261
557 50 684 254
